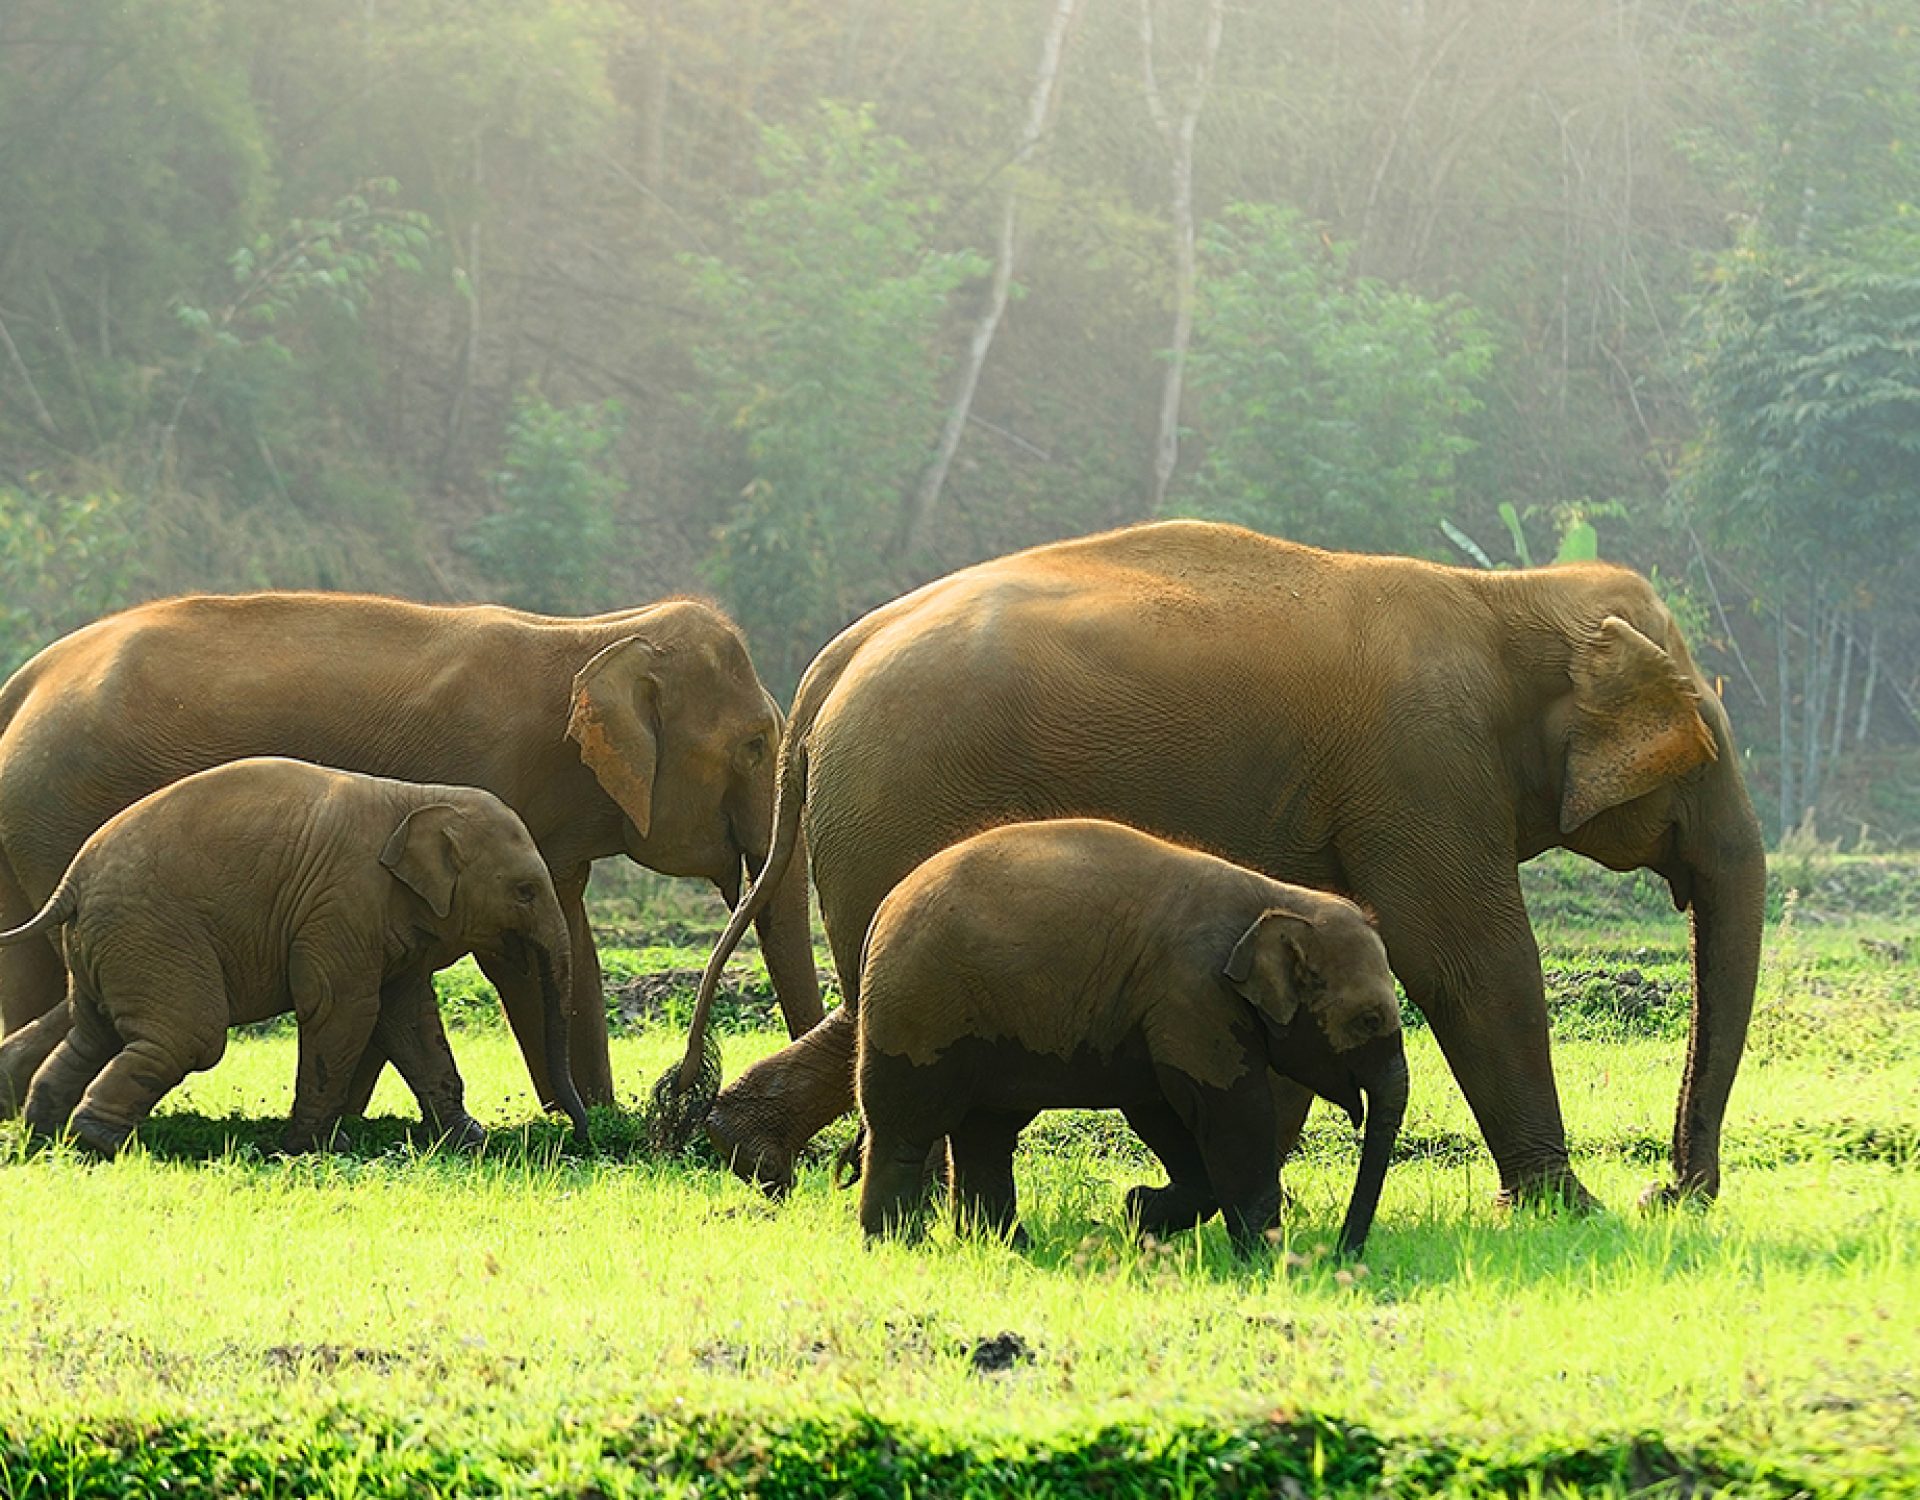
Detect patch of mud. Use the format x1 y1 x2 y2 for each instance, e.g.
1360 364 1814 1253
967 1331 1033 1374
1543 962 1684 1038
605 967 835 1031
263 1343 400 1374
693 1339 747 1373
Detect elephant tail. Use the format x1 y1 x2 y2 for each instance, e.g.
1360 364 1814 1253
0 872 78 946
671 733 810 1101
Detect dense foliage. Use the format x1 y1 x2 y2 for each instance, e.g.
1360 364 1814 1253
3 0 1920 827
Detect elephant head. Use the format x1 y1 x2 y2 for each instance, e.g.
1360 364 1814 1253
1224 901 1406 1256
1223 905 1400 1054
563 602 821 1039
1507 568 1768 1203
381 798 590 1142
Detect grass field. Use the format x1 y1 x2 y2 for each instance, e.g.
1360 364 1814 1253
0 856 1915 1497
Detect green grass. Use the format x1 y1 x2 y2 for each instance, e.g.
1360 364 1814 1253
0 859 1916 1496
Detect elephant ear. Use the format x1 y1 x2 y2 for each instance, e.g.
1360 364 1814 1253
1223 909 1313 1029
381 804 468 920
1561 616 1718 834
567 636 663 839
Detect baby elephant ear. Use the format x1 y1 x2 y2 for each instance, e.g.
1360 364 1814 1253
380 804 467 920
567 636 663 840
1224 909 1313 1029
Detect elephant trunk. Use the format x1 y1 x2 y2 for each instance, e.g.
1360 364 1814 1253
672 736 809 1102
1337 1037 1407 1259
1662 774 1767 1204
534 939 590 1147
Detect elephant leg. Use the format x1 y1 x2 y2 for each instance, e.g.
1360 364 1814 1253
947 1110 1031 1245
340 1038 388 1119
1156 1064 1280 1254
1122 1099 1218 1237
557 870 614 1105
374 974 483 1149
0 854 67 1035
481 869 613 1112
21 985 122 1145
68 1032 212 1158
1270 1074 1315 1165
708 1004 859 1196
0 999 75 1118
1419 975 1590 1210
1341 841 1596 1212
284 972 382 1155
859 1127 940 1241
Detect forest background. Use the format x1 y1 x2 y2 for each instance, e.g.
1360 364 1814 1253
3 0 1919 846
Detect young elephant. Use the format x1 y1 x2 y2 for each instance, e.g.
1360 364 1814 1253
856 819 1408 1255
0 757 589 1156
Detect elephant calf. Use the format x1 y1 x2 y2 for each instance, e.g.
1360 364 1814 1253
855 818 1408 1255
0 757 589 1157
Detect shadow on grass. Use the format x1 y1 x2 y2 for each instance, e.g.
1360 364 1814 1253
0 1103 672 1169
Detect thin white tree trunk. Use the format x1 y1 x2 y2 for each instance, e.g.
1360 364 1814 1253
0 305 58 439
1829 615 1853 762
1141 0 1225 514
441 133 484 472
1776 612 1796 840
1856 622 1880 745
897 0 1081 560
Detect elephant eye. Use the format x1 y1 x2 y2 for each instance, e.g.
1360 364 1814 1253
514 881 539 905
740 734 769 765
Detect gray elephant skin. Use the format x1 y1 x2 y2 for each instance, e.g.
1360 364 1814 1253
0 757 588 1157
855 819 1407 1256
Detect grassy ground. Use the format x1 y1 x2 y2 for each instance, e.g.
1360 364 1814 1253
0 856 1915 1497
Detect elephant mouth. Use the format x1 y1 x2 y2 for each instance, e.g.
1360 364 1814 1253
489 931 537 978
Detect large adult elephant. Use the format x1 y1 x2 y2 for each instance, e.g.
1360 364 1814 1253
0 593 821 1110
678 521 1765 1209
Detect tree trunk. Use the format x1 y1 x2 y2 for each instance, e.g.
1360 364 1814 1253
0 305 58 440
1141 0 1226 515
1776 613 1795 840
896 0 1081 562
638 0 670 224
1856 622 1880 745
441 133 484 474
1829 614 1853 762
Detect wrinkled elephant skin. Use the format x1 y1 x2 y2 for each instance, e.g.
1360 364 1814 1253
688 520 1766 1210
0 758 587 1154
0 592 822 1113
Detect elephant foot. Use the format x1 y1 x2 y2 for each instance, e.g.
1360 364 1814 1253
1638 1175 1718 1212
706 1105 798 1199
280 1118 347 1155
1125 1182 1215 1238
65 1109 133 1159
1498 1164 1604 1217
986 1221 1031 1252
431 1113 488 1153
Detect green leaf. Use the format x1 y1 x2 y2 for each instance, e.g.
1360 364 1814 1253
1498 502 1535 567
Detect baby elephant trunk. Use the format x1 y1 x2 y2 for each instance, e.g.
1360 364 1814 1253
534 943 591 1147
1336 1036 1408 1259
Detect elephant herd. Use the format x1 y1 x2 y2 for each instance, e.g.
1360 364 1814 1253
0 520 1768 1253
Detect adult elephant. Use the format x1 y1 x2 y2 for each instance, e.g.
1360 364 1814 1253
677 521 1765 1210
0 593 821 1111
